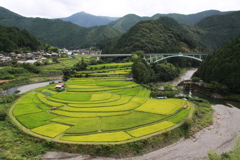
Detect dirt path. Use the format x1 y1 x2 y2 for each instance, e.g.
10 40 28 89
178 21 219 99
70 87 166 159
40 104 240 160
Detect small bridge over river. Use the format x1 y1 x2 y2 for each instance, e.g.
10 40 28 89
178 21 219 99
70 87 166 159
72 52 211 63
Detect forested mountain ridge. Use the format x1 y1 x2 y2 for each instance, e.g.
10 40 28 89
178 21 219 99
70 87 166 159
195 11 240 50
60 11 119 28
107 10 231 33
0 7 121 49
0 25 41 53
102 17 197 54
194 35 240 94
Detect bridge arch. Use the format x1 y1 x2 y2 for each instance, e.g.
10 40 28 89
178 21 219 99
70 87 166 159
153 55 202 63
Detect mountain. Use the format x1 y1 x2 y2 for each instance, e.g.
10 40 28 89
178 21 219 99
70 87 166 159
102 17 197 54
60 12 119 28
195 11 240 50
108 14 150 33
194 35 240 94
0 25 41 52
108 10 230 33
0 7 121 49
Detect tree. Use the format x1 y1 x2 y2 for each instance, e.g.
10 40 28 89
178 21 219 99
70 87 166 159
52 57 59 63
73 58 88 71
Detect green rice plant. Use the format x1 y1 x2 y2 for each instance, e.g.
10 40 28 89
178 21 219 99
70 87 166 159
87 62 133 69
144 90 151 98
35 84 56 92
136 88 147 97
60 131 132 142
32 93 43 104
95 81 134 87
17 93 36 104
67 84 139 92
125 87 142 96
38 93 63 107
67 85 104 89
64 118 99 134
168 109 190 124
16 112 56 129
90 92 112 101
68 95 131 108
50 110 132 118
127 121 174 137
31 123 70 138
50 93 92 102
62 97 145 112
36 103 51 110
42 89 58 95
135 99 185 115
101 112 167 131
13 103 42 116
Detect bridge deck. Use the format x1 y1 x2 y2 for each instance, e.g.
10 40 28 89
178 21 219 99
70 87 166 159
72 53 211 57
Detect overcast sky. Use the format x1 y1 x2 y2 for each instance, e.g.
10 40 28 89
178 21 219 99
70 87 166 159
0 0 239 18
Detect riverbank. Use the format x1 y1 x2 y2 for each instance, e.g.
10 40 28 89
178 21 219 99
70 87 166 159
39 104 240 160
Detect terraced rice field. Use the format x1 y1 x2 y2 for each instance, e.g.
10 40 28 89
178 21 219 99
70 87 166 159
11 67 192 144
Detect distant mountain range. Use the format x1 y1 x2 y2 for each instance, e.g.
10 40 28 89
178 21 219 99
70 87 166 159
60 11 119 28
60 10 231 33
0 7 121 49
0 6 239 51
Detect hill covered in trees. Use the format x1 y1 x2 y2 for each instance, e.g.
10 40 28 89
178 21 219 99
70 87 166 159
0 25 41 53
102 17 198 54
0 7 121 49
194 35 240 94
107 10 230 33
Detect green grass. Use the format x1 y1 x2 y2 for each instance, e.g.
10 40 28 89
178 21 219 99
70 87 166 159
13 104 42 116
31 123 70 138
50 93 92 102
101 112 167 131
16 112 56 129
127 121 174 137
60 132 132 142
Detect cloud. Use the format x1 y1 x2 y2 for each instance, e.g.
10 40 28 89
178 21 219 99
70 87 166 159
0 0 239 18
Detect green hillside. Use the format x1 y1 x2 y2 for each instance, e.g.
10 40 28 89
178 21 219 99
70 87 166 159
195 11 240 50
0 25 41 52
194 35 240 94
103 18 197 54
0 7 121 49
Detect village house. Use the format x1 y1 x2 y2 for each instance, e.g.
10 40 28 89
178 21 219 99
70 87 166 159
55 83 65 89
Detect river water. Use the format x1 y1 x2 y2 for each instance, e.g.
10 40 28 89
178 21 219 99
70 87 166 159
0 80 61 96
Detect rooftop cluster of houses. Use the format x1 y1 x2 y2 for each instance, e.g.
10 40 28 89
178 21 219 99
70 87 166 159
0 52 61 63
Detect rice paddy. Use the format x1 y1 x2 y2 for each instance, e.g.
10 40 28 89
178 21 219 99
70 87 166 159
11 62 192 144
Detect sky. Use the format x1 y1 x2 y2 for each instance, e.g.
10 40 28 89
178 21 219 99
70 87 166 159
0 0 239 18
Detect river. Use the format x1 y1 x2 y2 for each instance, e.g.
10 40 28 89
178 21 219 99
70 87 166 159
0 80 61 96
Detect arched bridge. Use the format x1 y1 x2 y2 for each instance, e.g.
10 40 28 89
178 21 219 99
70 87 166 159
72 52 211 63
145 52 210 63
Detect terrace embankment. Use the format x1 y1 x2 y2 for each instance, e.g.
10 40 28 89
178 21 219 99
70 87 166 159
40 104 240 160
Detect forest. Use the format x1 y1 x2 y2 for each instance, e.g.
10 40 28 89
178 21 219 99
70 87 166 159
0 25 41 53
194 35 240 94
